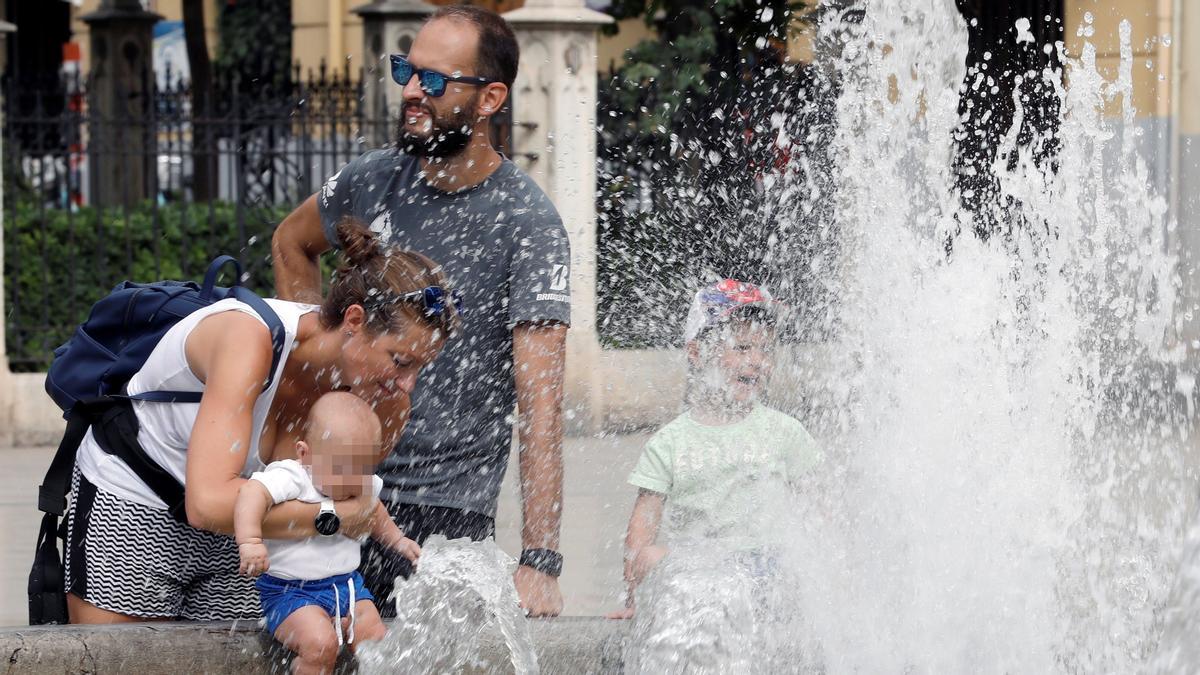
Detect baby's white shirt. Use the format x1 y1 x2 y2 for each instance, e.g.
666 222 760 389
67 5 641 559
249 459 383 580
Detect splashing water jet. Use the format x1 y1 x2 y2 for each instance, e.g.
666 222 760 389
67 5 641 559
795 1 1190 671
630 0 1194 672
357 537 539 675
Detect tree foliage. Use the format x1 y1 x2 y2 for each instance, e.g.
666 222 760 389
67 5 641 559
3 200 288 371
214 0 293 93
602 0 804 137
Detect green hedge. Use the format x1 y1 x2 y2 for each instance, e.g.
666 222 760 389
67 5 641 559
3 200 290 372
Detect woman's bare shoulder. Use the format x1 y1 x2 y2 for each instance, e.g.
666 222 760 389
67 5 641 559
185 310 273 385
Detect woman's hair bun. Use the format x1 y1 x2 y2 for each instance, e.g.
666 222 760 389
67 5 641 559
322 215 460 337
336 216 381 266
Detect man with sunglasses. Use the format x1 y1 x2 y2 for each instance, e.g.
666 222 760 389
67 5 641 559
272 5 569 618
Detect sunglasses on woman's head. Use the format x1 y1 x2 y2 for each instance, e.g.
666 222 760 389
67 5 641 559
363 286 465 319
390 55 494 97
401 286 465 317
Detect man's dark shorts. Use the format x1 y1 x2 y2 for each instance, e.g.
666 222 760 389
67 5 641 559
359 501 495 617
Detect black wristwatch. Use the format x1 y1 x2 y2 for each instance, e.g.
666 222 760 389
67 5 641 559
519 548 563 577
315 498 340 536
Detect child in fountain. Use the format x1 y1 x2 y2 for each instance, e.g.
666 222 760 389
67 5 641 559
611 279 823 618
235 392 421 674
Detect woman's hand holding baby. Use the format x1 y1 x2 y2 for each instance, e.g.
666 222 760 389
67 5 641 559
339 492 383 538
238 537 270 576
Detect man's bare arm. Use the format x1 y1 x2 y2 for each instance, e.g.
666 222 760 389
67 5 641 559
512 322 567 616
272 194 329 303
513 322 567 552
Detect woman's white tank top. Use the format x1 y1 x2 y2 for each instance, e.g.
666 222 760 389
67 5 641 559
75 298 318 510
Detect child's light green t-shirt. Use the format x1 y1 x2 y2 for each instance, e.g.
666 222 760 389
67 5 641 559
628 405 822 549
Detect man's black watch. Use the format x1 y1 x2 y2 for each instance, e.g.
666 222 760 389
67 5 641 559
315 498 340 536
519 548 563 577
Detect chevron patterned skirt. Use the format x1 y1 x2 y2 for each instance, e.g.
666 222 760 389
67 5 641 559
64 470 262 620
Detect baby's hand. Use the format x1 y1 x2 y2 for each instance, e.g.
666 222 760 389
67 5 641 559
238 540 270 577
391 536 421 563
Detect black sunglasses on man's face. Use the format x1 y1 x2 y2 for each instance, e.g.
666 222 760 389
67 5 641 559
390 54 494 97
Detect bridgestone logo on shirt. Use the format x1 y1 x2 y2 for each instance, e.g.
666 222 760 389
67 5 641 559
537 292 570 303
549 264 569 291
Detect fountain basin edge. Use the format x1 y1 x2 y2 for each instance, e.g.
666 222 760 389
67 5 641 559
0 617 628 674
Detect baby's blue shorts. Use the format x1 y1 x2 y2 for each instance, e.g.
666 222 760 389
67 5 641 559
255 571 375 635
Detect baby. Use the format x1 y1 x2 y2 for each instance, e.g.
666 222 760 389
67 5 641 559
235 391 420 675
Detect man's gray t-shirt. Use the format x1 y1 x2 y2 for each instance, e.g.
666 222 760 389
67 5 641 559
317 148 571 517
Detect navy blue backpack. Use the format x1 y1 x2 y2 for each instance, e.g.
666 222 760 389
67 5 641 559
29 255 285 624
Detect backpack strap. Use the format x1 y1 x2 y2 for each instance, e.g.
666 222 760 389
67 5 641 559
230 286 286 391
90 398 189 523
37 406 95 516
36 399 190 522
28 510 69 624
200 255 241 301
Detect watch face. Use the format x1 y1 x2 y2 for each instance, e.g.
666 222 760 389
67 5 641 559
315 511 340 536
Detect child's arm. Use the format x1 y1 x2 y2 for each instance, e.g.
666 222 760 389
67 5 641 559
369 500 420 562
611 489 667 618
234 480 274 576
626 489 667 582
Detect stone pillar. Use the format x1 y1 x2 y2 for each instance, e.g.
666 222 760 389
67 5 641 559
353 0 434 148
81 0 161 208
504 0 613 433
0 20 13 447
1177 2 1200 345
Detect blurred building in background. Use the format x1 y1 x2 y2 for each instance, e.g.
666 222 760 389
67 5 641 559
2 0 813 85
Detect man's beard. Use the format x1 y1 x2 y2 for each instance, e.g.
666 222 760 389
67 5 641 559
395 94 479 159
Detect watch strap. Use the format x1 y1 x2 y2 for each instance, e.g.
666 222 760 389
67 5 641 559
519 548 563 577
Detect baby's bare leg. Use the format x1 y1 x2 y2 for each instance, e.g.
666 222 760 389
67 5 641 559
347 599 387 648
275 605 340 675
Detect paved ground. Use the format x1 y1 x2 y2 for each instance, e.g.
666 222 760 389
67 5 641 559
0 433 649 627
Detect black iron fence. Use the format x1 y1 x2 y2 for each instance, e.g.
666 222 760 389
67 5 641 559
2 65 407 371
7 63 381 224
